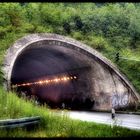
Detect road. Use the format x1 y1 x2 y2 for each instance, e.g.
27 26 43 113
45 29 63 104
57 110 140 131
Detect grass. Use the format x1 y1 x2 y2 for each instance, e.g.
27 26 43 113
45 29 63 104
0 86 140 137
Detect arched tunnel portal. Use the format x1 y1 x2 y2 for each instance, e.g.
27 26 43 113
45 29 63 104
2 33 140 111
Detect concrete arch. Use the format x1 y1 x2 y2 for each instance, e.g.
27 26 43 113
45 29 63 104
2 33 140 111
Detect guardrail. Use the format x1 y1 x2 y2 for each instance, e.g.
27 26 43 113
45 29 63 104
0 116 41 129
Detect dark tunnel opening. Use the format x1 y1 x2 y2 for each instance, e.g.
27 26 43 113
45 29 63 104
11 42 95 110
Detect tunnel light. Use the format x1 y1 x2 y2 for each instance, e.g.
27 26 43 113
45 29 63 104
54 78 59 82
26 83 31 86
45 80 49 83
74 76 77 79
66 77 70 80
63 77 67 81
34 82 38 85
12 75 77 88
27 83 30 85
39 81 43 84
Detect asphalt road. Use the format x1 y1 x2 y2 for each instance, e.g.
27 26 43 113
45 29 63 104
58 110 140 131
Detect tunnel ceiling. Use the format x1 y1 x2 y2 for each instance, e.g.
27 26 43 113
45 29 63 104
2 33 140 111
11 42 90 84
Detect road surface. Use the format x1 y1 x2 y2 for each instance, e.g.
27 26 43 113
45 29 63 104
57 110 140 131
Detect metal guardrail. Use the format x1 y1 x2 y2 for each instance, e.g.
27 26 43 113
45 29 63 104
0 116 41 129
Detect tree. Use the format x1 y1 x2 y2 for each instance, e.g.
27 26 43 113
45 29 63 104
63 22 71 34
73 15 83 31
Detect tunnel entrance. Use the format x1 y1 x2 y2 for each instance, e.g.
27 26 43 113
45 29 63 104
3 34 140 111
11 41 94 110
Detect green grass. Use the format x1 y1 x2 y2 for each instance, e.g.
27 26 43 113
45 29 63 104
0 86 140 137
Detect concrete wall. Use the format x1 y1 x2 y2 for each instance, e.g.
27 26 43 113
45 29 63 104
2 33 140 111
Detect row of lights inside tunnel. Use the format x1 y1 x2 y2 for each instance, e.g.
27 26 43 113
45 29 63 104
11 75 77 88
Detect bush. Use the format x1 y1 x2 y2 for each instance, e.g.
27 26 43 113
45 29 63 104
86 35 109 51
71 31 83 40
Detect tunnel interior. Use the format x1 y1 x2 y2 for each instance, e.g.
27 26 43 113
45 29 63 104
11 41 95 110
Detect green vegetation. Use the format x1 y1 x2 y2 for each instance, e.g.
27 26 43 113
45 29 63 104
0 86 140 137
0 2 140 137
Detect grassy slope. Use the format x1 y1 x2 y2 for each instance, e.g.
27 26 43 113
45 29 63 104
0 86 140 137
